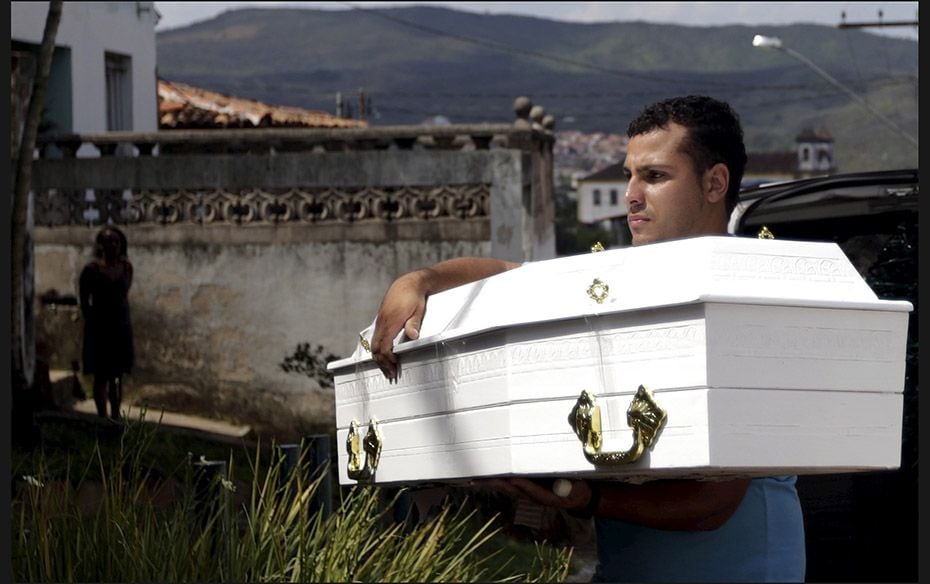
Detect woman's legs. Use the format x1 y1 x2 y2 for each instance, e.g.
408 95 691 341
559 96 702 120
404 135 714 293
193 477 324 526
109 376 122 420
92 376 109 418
93 375 122 419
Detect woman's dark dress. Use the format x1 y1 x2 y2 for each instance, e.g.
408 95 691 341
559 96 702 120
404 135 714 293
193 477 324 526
80 261 134 378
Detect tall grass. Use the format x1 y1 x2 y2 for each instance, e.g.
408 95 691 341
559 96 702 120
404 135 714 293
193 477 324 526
12 417 571 582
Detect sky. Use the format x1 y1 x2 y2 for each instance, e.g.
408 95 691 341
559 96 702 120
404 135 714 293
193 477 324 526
153 1 919 40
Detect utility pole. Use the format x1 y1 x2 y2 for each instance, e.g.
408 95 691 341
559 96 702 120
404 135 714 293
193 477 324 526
837 9 918 30
358 88 366 123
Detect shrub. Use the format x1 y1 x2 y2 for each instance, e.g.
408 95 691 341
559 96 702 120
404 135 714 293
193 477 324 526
11 417 571 582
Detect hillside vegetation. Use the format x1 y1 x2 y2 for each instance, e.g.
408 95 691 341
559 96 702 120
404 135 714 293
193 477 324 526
157 5 918 171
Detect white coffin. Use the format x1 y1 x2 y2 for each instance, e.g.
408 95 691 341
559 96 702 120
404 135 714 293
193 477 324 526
328 236 911 485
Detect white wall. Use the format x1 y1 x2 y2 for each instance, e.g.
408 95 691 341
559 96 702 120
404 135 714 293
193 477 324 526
577 180 628 224
11 1 159 136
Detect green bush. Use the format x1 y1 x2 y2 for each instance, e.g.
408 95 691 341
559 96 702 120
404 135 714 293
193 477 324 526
11 417 571 582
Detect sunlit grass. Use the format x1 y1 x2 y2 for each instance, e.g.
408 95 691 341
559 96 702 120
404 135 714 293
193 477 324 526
12 415 572 582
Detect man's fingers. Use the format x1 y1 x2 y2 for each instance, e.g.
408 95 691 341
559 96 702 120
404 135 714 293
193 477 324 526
373 351 397 381
509 478 560 505
404 301 426 340
509 478 591 510
472 478 524 499
370 325 398 380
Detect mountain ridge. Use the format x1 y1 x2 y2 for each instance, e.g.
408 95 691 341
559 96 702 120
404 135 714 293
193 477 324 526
156 5 919 171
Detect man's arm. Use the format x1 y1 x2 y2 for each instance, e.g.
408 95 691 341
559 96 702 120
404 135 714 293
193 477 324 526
371 257 520 379
492 477 751 531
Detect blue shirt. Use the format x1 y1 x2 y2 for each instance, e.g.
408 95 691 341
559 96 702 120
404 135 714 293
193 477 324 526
593 476 806 582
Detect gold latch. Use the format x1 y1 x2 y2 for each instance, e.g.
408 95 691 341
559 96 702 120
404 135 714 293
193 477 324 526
568 386 666 466
590 241 606 253
359 334 371 353
346 418 383 481
757 226 775 239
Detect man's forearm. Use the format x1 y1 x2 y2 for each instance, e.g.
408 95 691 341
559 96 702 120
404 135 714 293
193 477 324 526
593 478 752 531
405 257 521 296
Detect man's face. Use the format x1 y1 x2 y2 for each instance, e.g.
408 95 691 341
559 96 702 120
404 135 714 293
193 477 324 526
623 122 718 246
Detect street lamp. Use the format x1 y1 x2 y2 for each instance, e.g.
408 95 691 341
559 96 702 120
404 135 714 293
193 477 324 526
752 34 917 148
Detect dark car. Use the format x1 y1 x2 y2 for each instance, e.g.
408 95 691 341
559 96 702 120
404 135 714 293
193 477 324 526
731 169 918 583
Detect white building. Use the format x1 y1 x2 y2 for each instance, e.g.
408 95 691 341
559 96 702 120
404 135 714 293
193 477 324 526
796 127 836 175
575 160 628 225
11 1 160 149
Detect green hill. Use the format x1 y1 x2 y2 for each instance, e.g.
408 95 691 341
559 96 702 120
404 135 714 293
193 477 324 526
156 5 918 171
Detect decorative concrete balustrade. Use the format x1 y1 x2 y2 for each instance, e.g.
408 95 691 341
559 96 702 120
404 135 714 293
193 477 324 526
31 122 557 439
33 125 554 259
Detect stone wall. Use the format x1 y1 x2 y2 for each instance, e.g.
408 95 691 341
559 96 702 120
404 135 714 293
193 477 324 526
32 125 555 439
36 237 490 438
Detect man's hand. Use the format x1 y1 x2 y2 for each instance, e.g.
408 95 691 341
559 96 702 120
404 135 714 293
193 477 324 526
478 478 594 514
371 271 428 380
370 257 521 380
476 476 752 530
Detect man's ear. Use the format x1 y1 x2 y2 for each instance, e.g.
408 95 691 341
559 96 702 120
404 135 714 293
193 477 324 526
703 162 730 204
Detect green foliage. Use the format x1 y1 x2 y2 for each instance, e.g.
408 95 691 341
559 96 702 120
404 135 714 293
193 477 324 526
279 343 339 389
11 418 572 582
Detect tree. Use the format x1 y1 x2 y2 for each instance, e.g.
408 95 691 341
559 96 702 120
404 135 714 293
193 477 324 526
12 1 62 402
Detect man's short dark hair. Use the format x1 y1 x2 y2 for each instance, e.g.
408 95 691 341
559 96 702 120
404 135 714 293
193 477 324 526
627 95 747 215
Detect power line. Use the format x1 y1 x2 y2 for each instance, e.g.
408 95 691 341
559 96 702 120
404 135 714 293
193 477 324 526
339 2 764 90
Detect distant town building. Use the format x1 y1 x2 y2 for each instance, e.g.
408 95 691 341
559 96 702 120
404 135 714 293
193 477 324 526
796 126 836 175
742 151 798 187
553 130 628 189
743 127 836 187
575 159 628 224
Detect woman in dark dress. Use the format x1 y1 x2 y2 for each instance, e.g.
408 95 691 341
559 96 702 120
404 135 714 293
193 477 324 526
80 226 134 419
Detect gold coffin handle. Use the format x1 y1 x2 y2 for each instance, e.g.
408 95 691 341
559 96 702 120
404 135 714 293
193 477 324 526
568 386 667 466
346 417 383 482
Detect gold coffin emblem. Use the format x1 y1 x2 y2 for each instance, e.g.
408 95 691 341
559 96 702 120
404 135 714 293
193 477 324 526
346 418 383 482
568 386 667 465
587 278 610 304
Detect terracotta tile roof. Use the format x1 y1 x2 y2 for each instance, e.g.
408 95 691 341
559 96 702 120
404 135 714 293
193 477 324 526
795 126 833 142
157 79 367 129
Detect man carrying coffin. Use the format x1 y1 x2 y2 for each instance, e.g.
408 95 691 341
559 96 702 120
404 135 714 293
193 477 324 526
370 95 805 582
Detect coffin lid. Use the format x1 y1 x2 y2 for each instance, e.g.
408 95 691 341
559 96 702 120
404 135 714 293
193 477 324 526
329 236 912 370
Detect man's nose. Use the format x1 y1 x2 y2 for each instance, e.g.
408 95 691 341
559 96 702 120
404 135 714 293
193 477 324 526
625 180 643 210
